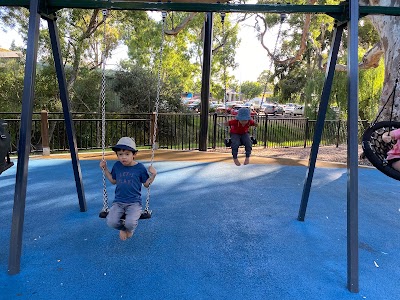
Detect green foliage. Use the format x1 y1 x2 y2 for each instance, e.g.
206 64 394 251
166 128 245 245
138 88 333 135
276 62 307 103
71 67 103 112
121 12 240 104
211 16 240 100
252 1 385 121
112 66 183 113
0 58 24 112
0 6 386 120
34 64 61 111
112 68 157 113
122 11 163 68
359 18 380 49
240 81 263 99
359 60 384 121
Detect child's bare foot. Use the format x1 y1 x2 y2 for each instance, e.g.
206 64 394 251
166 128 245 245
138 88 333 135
119 230 128 241
244 157 250 165
126 231 133 239
233 158 241 166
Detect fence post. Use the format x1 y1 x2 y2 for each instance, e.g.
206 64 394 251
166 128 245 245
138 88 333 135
212 113 217 149
304 118 309 148
336 120 341 147
263 115 268 148
41 110 50 156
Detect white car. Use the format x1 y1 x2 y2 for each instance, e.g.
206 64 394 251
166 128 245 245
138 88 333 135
285 104 304 116
261 103 277 115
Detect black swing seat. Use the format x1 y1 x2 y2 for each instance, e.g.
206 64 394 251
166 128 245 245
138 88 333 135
362 121 400 181
224 136 257 147
0 160 14 175
99 209 152 220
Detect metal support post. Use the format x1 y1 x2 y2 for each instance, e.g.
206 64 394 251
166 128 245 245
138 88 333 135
199 12 213 151
347 0 360 292
297 23 345 221
47 17 87 212
8 0 41 275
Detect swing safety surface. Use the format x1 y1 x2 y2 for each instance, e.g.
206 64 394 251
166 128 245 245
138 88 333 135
2 151 400 300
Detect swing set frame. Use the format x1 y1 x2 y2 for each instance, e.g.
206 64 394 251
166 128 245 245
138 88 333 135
3 0 400 294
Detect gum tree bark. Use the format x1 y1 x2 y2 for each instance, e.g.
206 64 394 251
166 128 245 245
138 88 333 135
363 0 400 121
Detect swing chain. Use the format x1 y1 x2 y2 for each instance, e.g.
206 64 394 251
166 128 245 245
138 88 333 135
100 9 109 213
372 78 398 127
260 14 285 108
220 12 230 142
102 9 108 19
144 11 166 212
221 12 227 107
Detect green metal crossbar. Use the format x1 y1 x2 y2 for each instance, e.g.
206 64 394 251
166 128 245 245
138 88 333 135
2 1 400 22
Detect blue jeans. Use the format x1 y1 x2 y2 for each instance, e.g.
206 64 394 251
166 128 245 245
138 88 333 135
106 202 142 233
230 133 252 159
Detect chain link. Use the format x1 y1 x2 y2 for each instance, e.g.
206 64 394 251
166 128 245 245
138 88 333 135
98 10 164 214
260 14 285 107
143 11 166 212
101 9 109 213
220 12 230 138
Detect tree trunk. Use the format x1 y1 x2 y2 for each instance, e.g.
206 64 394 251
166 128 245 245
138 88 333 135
366 4 400 121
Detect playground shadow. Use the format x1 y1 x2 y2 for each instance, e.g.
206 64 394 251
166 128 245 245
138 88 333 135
0 157 399 300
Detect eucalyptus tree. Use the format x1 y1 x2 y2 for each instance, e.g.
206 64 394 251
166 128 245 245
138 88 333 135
253 0 393 121
1 8 137 112
127 11 240 102
362 0 400 122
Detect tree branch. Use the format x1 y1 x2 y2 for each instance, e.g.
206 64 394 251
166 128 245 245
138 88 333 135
334 41 383 71
258 0 315 67
164 12 197 36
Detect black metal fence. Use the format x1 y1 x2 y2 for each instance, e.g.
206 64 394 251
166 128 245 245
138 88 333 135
0 112 370 154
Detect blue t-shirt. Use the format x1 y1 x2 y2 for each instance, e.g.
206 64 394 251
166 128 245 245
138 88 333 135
111 161 150 204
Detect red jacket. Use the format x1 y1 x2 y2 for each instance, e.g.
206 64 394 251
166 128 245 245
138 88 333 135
228 119 255 135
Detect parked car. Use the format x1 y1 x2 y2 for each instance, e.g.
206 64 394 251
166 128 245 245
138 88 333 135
247 98 263 111
261 103 277 115
274 105 284 115
215 101 245 114
230 105 257 117
285 104 304 116
186 101 201 111
282 103 295 111
215 105 227 114
207 104 218 113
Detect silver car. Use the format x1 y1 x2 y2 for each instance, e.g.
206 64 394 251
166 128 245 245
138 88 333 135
262 103 277 115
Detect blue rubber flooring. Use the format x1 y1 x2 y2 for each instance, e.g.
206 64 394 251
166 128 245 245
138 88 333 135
1 158 400 300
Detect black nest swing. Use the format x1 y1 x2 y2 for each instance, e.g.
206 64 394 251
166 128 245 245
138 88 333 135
362 121 400 181
361 79 400 181
0 119 14 175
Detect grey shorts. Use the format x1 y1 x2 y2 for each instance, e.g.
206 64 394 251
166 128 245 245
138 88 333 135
106 202 142 233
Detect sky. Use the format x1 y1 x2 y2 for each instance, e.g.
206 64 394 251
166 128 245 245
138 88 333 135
0 13 276 83
232 14 272 82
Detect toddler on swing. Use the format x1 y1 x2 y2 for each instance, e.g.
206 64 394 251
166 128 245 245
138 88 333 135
100 137 157 241
382 128 400 171
224 107 258 166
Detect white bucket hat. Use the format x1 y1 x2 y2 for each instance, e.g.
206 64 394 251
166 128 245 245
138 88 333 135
112 137 137 152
